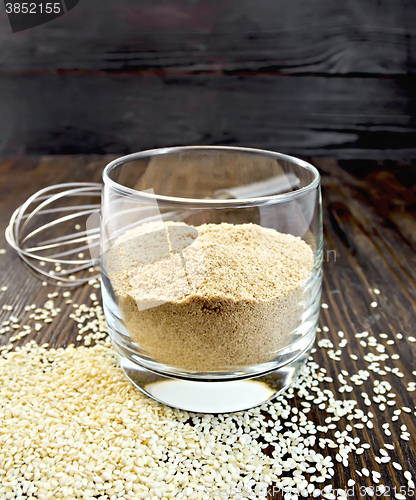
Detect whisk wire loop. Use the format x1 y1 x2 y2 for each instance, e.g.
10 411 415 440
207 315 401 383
5 182 102 287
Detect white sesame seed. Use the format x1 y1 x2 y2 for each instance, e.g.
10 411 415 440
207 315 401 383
408 336 416 343
322 303 329 309
370 302 377 308
2 276 410 499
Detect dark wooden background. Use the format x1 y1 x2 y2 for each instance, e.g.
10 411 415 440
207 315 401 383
0 0 416 159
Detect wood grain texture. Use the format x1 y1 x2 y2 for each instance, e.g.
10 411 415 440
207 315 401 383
0 74 415 158
0 155 415 498
0 0 414 157
0 0 415 74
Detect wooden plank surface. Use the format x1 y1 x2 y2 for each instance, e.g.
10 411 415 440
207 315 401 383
0 74 415 159
0 0 415 159
0 0 415 74
0 155 415 498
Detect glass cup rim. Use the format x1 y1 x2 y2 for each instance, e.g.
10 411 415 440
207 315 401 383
103 145 320 207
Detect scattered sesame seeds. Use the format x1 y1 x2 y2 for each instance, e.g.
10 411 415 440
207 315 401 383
408 336 416 343
370 302 378 308
322 303 329 309
0 331 360 500
0 281 413 498
373 288 380 294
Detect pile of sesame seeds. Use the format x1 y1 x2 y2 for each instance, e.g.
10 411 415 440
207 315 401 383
0 278 415 499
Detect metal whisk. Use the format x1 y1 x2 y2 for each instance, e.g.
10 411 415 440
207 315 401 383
5 183 102 287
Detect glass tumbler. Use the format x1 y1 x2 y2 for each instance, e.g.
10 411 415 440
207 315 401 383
101 146 322 413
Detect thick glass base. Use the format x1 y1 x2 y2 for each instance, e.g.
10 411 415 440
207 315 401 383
118 344 312 413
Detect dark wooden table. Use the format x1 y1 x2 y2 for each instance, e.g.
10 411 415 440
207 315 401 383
0 156 415 498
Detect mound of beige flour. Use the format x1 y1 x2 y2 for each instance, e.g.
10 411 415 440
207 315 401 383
105 222 314 371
